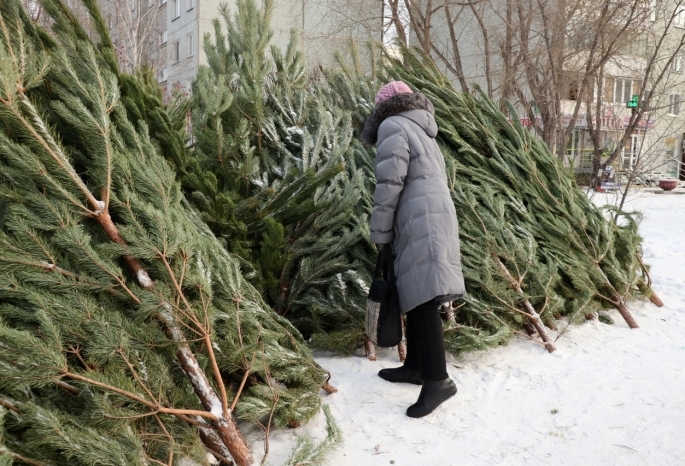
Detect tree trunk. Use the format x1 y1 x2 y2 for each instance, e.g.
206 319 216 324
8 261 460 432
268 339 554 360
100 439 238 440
648 292 664 307
497 258 556 352
95 210 254 466
613 296 639 329
364 336 377 361
397 340 407 362
518 301 557 353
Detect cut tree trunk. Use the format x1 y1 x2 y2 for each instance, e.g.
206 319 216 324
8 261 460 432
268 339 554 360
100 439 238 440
497 258 556 353
364 336 377 361
95 209 253 466
595 266 639 329
613 296 639 329
636 253 663 307
322 383 338 394
397 317 407 362
397 340 407 362
197 418 235 466
648 292 664 307
519 300 557 353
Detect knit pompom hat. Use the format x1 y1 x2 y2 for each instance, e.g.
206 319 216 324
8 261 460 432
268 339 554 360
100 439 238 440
374 81 413 105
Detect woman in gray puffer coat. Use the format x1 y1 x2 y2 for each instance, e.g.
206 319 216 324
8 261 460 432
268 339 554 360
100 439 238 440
361 81 465 418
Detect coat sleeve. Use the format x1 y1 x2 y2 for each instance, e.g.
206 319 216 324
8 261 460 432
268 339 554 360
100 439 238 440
370 119 410 244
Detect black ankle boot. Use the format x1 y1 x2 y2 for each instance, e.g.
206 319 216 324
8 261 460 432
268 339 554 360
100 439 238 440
406 378 457 418
378 366 422 385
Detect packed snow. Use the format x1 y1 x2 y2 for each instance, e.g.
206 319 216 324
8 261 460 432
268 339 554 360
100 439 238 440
251 190 685 466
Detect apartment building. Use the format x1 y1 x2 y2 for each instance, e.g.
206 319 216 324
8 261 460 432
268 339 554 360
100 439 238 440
99 0 381 97
562 24 685 180
423 1 685 180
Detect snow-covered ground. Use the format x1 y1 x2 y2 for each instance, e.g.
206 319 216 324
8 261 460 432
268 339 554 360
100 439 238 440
254 191 685 466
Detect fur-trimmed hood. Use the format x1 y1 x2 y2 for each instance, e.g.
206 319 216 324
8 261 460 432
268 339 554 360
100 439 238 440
360 92 436 145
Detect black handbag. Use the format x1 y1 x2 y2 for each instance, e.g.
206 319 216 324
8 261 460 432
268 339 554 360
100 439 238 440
365 243 402 347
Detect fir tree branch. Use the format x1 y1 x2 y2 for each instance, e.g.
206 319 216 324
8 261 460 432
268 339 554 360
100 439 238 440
143 362 203 460
153 413 175 466
202 332 227 416
66 344 93 372
442 324 466 334
55 380 80 394
158 253 231 419
258 344 279 466
173 413 207 428
68 237 143 303
0 398 18 413
62 371 220 421
158 253 202 326
9 92 97 214
153 294 205 338
482 308 549 348
8 257 129 302
143 454 168 466
116 348 158 402
176 251 190 309
93 210 152 288
229 350 257 414
90 67 114 211
0 447 49 466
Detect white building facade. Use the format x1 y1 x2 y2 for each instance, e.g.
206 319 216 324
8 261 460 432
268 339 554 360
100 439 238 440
99 0 381 99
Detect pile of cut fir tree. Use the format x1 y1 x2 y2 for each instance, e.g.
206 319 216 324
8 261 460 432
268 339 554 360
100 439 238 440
94 0 660 359
0 0 663 462
0 1 341 465
165 0 377 350
327 48 663 355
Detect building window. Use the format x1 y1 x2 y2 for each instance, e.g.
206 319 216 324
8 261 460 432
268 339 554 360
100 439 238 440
669 94 682 115
160 0 167 5
158 68 168 83
173 0 180 19
187 0 194 10
607 77 638 104
159 29 167 45
676 5 685 28
622 134 639 170
619 37 647 56
673 54 684 73
174 41 180 63
188 34 194 57
650 0 656 21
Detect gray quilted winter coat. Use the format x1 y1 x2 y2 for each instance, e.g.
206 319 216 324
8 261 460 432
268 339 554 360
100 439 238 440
361 92 465 314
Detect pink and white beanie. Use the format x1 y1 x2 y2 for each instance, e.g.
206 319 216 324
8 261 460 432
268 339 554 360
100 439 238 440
374 81 413 105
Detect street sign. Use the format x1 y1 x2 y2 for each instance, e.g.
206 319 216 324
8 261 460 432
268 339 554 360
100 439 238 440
626 95 639 109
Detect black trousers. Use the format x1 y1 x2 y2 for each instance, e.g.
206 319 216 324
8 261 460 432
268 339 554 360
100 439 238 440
402 300 448 381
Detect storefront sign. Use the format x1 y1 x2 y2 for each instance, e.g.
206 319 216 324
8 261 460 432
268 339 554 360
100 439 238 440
562 114 588 128
621 116 656 129
513 113 656 131
518 116 543 128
